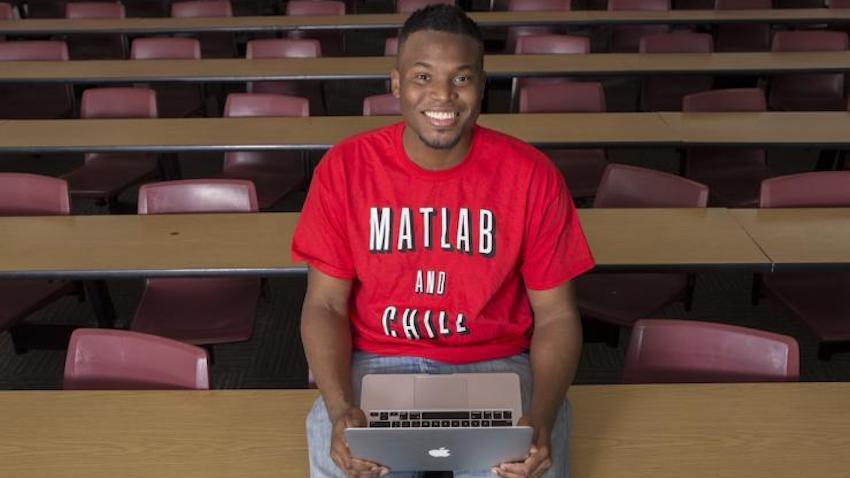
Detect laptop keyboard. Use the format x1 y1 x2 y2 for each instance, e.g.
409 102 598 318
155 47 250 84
367 410 513 428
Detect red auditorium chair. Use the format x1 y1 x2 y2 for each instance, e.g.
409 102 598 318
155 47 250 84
218 93 310 209
758 171 850 360
623 319 800 383
130 37 206 118
714 0 772 53
0 41 73 119
285 0 346 57
62 87 160 212
681 88 772 207
363 93 401 116
576 164 708 345
246 38 326 115
170 0 235 58
129 180 262 354
638 32 714 112
511 34 590 111
607 0 669 53
769 31 849 111
0 173 79 354
396 0 454 13
518 82 609 199
504 0 571 54
65 2 126 60
64 329 210 389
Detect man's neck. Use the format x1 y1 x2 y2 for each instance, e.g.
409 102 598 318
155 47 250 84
402 127 473 172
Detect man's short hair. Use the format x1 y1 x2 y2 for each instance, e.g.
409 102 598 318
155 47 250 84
398 4 484 56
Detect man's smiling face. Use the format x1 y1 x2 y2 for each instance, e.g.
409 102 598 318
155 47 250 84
392 29 484 153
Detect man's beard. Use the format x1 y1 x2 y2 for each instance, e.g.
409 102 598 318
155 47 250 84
416 130 463 150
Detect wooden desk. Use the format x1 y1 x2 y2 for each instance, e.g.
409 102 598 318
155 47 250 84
2 52 848 84
0 213 299 279
0 114 678 153
2 9 850 35
732 208 850 270
579 208 769 270
0 209 770 279
661 112 850 148
1 382 848 478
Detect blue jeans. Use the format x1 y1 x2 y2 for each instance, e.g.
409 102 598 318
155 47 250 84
306 352 570 478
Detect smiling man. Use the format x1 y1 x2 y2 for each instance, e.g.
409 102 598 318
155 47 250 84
292 5 595 478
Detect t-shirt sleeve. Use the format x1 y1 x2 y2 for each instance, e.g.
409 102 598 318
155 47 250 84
520 159 595 290
291 148 356 280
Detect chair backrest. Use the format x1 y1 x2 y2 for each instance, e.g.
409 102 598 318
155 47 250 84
507 0 570 10
224 92 309 117
363 93 401 115
64 329 210 390
171 0 232 17
608 0 668 10
639 32 713 53
832 0 850 8
760 171 850 208
81 87 158 119
285 0 345 15
623 319 800 383
0 2 15 20
385 37 399 56
131 37 201 59
0 173 70 216
682 88 766 112
519 81 606 113
138 179 259 214
0 40 69 60
515 34 589 54
715 0 770 9
65 1 125 18
772 30 849 52
246 38 321 58
593 164 709 208
397 0 454 13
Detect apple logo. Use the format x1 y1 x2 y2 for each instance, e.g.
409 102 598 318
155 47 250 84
428 447 451 458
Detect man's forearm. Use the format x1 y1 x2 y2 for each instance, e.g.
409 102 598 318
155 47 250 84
528 313 582 431
301 303 355 421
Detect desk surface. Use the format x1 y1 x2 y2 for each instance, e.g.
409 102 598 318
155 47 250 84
0 382 848 478
0 209 770 279
579 208 769 270
661 112 850 147
1 52 848 83
0 114 678 152
732 208 850 270
1 9 849 35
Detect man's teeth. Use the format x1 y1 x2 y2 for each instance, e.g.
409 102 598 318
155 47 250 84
425 111 456 120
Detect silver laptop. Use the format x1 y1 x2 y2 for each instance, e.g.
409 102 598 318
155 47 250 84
345 373 533 472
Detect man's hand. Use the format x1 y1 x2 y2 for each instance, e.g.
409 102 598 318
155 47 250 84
330 406 390 478
491 417 552 478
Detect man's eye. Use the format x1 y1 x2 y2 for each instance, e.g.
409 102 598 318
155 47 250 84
415 73 429 81
454 76 469 85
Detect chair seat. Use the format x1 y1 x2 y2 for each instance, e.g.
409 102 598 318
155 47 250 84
763 271 850 342
217 168 303 210
544 149 608 198
576 273 689 326
131 277 261 345
0 279 74 330
63 156 158 198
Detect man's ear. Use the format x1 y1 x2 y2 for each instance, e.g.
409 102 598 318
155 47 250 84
391 68 401 98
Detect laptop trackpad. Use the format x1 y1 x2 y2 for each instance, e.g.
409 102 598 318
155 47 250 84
414 375 468 409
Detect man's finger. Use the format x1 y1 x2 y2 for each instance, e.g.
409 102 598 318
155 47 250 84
529 458 552 478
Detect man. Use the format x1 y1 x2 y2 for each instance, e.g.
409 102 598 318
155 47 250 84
292 5 594 478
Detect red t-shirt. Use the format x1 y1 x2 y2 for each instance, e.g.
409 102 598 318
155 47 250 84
292 122 595 364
